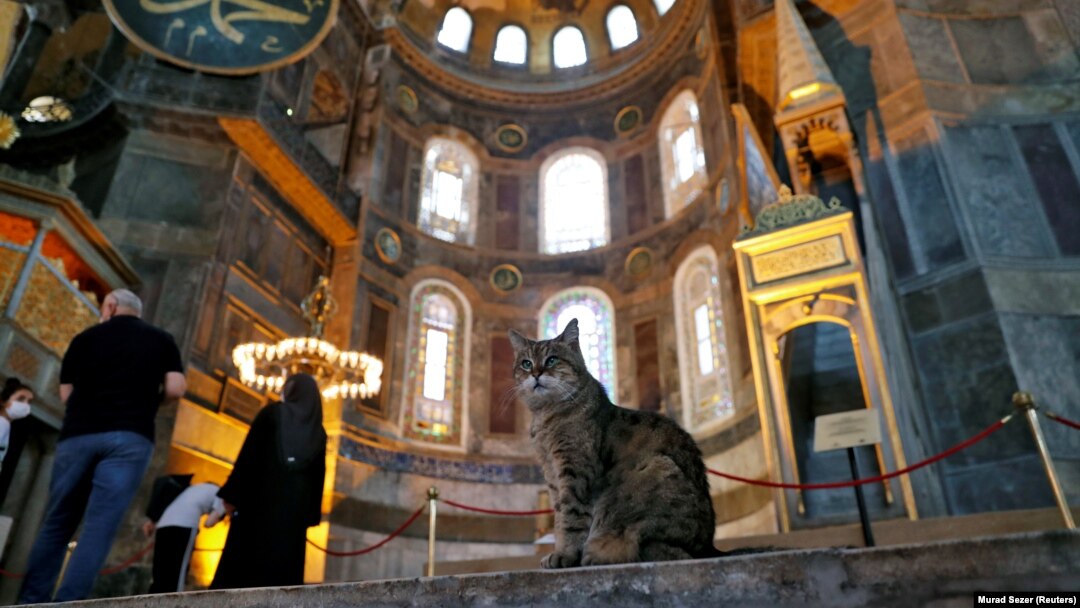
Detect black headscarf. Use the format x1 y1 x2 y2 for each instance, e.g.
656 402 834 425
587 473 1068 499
277 374 326 469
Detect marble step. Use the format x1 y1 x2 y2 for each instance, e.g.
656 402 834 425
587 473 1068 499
37 529 1080 608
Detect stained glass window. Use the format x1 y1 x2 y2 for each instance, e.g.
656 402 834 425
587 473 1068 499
659 90 708 217
606 6 639 50
403 281 469 447
540 288 617 397
674 247 733 430
419 137 479 245
437 7 472 52
553 26 587 68
494 25 527 64
540 148 609 254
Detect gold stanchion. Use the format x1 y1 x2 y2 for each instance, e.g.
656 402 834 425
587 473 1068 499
1013 392 1075 529
53 540 77 597
426 486 438 577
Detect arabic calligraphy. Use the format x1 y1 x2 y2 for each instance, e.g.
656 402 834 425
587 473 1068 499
104 0 336 74
139 0 309 46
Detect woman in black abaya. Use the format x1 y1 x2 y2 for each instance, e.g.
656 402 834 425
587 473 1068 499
211 374 326 589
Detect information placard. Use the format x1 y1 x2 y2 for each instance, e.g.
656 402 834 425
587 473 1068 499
814 408 882 453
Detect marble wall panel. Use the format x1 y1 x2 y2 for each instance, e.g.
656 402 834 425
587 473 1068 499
943 124 1053 258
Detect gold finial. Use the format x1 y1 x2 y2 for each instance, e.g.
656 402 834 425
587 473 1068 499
1012 391 1036 411
427 486 439 500
300 275 337 339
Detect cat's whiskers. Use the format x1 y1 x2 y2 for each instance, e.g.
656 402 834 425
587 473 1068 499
494 384 522 418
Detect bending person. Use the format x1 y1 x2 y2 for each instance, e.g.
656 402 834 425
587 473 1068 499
144 481 226 593
211 374 326 589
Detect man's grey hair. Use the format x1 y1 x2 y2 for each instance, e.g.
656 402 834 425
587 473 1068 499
109 289 143 317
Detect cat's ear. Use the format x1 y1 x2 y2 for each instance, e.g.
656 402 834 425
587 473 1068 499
508 329 530 352
558 319 580 345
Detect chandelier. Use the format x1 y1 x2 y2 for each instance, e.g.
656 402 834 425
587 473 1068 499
232 276 383 400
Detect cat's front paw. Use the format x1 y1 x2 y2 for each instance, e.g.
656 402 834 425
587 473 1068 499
541 549 581 569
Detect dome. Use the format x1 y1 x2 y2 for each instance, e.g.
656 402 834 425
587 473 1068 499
387 0 702 91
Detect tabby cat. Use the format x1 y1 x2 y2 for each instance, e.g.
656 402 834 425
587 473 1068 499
509 319 717 568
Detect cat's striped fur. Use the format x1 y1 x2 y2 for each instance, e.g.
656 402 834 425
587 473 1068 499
509 319 718 567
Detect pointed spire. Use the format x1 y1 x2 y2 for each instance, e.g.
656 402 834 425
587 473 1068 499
775 0 842 112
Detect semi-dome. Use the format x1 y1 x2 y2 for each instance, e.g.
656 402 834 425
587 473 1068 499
385 0 702 91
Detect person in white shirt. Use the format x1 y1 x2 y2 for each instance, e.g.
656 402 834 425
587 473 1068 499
0 377 34 472
142 482 226 593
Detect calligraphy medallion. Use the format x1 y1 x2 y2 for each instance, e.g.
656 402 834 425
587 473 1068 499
103 0 339 75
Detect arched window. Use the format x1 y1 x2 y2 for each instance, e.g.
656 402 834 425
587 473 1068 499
606 6 639 50
419 137 479 245
494 25 528 64
437 7 473 52
539 147 609 253
659 90 708 217
653 0 675 16
673 247 733 431
540 288 617 397
553 26 587 68
402 280 471 448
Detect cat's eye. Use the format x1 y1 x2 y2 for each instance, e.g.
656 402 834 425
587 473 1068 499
521 360 533 371
545 356 559 367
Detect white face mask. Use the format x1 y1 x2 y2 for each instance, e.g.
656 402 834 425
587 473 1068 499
6 401 31 420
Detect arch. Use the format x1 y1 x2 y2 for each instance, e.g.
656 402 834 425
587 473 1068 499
437 7 473 53
400 279 472 449
658 89 708 218
418 136 480 245
538 287 618 398
673 245 734 432
494 24 528 65
606 5 639 51
539 147 610 254
553 26 588 68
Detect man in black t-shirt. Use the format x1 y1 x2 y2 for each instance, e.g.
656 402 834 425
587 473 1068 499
19 289 186 604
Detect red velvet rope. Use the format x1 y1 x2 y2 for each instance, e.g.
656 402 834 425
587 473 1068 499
1044 411 1080 431
99 542 156 575
0 543 156 579
441 499 554 516
307 504 426 557
708 416 1011 490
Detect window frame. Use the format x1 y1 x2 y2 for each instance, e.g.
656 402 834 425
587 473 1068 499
493 23 529 66
658 89 709 218
418 136 480 245
552 25 589 69
673 246 734 434
538 146 611 254
436 7 474 53
538 286 619 399
400 279 472 450
605 5 640 51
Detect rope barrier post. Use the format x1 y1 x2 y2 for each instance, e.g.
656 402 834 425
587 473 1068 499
847 447 875 547
53 540 76 597
426 486 438 577
1013 391 1075 529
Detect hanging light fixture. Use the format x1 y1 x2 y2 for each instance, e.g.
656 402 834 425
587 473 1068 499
21 96 74 123
232 276 383 400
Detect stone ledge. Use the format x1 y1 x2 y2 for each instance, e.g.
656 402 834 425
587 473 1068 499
45 530 1080 608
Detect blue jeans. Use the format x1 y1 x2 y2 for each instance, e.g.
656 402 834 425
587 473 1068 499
18 431 153 604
